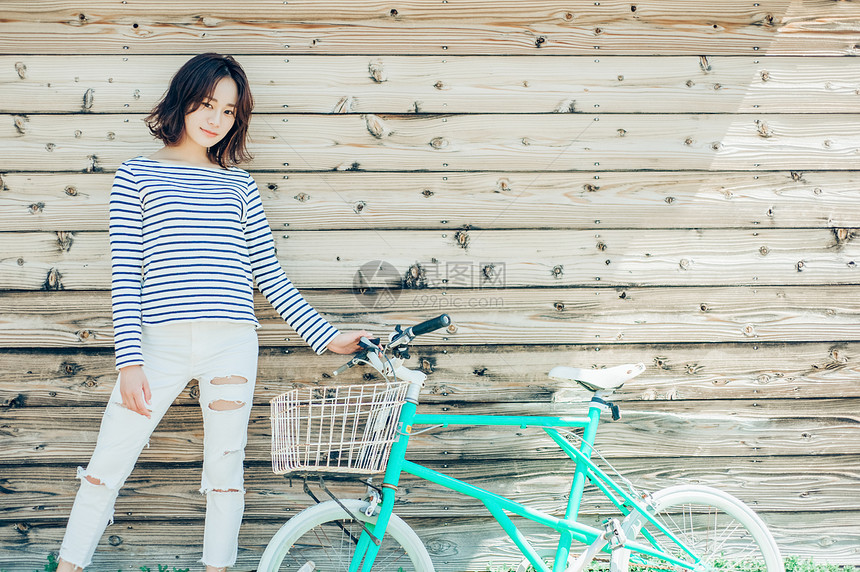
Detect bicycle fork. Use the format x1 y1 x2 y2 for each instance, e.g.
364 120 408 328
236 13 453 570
348 386 421 572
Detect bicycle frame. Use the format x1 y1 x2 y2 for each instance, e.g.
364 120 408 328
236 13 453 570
343 385 701 572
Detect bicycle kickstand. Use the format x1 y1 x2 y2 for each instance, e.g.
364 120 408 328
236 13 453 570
603 518 631 572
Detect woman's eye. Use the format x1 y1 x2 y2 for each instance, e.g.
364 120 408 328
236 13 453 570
225 110 234 116
202 102 212 108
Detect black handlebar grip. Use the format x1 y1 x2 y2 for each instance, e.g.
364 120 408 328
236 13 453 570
410 314 451 336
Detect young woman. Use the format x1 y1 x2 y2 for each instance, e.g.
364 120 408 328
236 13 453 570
57 53 370 571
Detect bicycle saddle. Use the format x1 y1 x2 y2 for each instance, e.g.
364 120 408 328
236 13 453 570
548 363 645 391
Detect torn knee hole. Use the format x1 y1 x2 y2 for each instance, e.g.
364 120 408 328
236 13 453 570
211 488 241 493
208 399 245 411
84 475 103 486
210 375 248 385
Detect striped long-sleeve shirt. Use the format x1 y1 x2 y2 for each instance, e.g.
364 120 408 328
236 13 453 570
109 156 340 370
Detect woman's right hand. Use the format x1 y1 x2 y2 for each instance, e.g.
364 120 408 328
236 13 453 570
119 365 152 418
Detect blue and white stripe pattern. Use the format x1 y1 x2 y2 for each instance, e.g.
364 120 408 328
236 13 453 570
109 156 339 370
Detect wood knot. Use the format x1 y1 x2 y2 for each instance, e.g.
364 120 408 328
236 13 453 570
420 358 434 374
710 142 722 151
421 189 434 197
82 88 94 111
790 171 803 182
434 80 445 90
28 202 45 214
13 115 29 135
404 263 427 289
496 178 511 192
65 185 78 196
759 245 769 255
679 258 691 270
364 114 391 138
684 137 693 146
14 62 27 79
551 265 564 278
294 192 310 202
368 60 387 83
189 384 200 399
481 263 496 282
86 154 101 173
332 96 354 113
755 120 772 138
61 361 81 375
352 200 366 214
108 535 123 546
454 229 469 249
554 301 565 311
76 330 95 342
473 367 488 376
796 260 804 271
554 99 576 113
833 228 855 245
430 137 448 150
583 183 599 192
535 36 547 47
698 56 711 73
56 231 74 251
446 323 458 334
760 70 770 82
700 303 709 311
742 324 756 337
44 268 63 290
15 522 31 535
664 196 675 204
616 128 627 137
596 241 607 251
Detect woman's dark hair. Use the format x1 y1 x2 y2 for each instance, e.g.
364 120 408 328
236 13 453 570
145 53 253 168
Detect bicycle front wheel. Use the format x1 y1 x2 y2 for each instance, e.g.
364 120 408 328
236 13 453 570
615 484 782 572
258 498 435 572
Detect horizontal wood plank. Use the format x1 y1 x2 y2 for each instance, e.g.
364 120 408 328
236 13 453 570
2 455 857 522
1 1 858 55
1 399 856 464
4 55 860 114
3 170 858 231
3 342 859 407
2 511 858 570
3 287 860 348
3 114 860 172
3 228 860 290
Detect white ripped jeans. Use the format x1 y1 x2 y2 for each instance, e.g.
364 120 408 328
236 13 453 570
59 320 259 569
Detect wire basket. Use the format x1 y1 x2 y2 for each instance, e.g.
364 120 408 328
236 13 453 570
270 381 410 475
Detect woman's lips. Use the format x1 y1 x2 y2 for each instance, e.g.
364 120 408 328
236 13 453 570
201 127 218 137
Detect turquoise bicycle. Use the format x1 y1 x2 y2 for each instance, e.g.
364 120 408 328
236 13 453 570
260 315 783 572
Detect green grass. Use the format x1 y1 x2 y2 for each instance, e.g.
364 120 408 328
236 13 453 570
0 554 189 572
486 555 855 572
1 554 854 571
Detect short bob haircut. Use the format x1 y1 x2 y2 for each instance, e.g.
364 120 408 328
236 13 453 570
145 53 253 169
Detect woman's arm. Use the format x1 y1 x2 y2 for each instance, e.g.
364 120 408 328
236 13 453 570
109 164 145 370
243 174 341 353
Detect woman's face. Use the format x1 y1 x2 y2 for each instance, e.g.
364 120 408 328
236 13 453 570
182 76 238 149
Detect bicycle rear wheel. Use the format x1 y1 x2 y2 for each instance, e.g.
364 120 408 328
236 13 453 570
615 485 782 572
259 499 435 572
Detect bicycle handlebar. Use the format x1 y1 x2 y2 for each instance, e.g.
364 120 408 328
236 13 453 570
332 314 451 376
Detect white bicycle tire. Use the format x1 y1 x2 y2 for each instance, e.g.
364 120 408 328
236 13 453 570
614 484 783 572
259 498 435 572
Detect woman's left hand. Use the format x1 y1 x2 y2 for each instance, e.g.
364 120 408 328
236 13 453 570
326 330 374 354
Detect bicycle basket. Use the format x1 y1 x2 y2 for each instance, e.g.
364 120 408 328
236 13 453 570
270 381 410 474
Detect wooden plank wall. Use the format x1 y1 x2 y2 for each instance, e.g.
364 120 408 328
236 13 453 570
1 1 859 569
